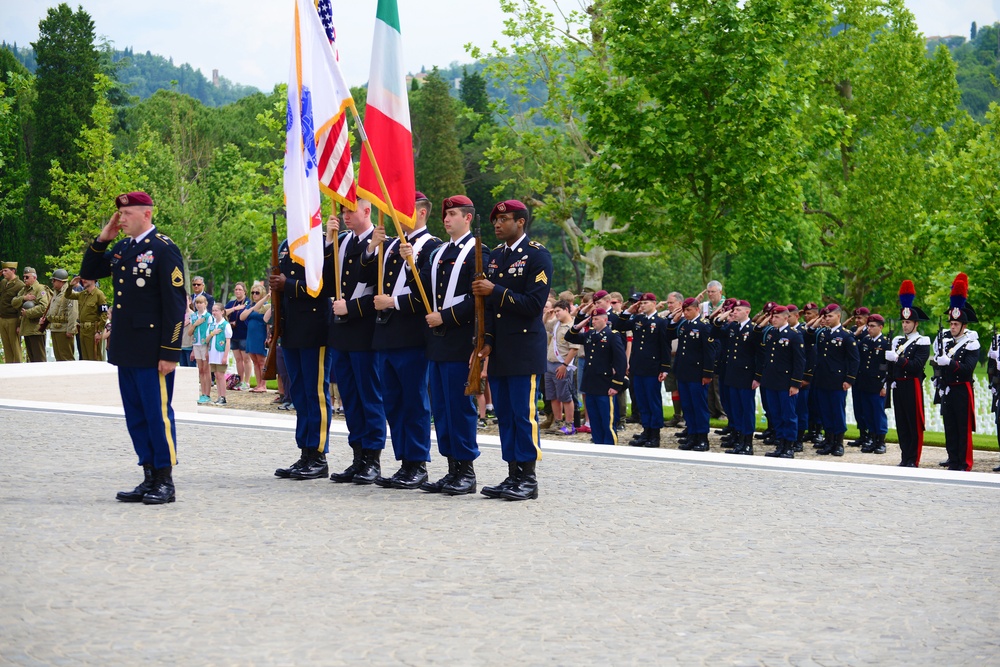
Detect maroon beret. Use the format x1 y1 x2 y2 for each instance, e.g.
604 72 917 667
593 290 609 300
771 305 789 314
867 313 885 324
415 191 430 202
785 304 799 313
682 297 698 309
762 301 777 314
736 299 751 309
822 303 841 315
490 199 528 221
592 307 608 317
115 191 153 208
640 292 657 302
442 195 474 220
802 302 819 311
853 306 870 317
722 298 737 310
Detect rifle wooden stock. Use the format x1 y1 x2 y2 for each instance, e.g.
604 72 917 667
263 219 282 382
466 218 486 396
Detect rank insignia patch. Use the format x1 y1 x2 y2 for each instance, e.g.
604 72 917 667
171 266 184 287
535 271 548 285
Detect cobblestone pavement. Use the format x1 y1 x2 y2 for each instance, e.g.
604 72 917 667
2 407 1000 666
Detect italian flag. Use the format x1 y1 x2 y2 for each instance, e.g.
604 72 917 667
357 0 416 229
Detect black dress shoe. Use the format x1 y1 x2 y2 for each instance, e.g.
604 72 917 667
500 461 538 501
443 460 477 495
421 458 456 493
275 450 309 479
830 434 844 457
938 459 950 467
675 428 689 438
375 463 407 488
291 450 329 479
330 443 363 482
392 462 429 489
677 438 694 450
643 429 662 448
993 464 1000 473
142 467 175 505
629 428 650 447
352 448 382 485
116 464 155 502
690 434 709 452
481 461 517 498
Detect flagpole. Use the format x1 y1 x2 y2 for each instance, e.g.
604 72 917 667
348 100 432 314
377 209 385 296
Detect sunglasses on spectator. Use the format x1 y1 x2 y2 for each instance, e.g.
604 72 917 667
251 291 261 295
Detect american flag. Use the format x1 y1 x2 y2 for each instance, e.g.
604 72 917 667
315 0 356 209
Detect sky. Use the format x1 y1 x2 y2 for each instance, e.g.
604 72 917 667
3 0 999 92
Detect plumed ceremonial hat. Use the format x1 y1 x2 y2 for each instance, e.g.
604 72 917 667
948 273 977 323
897 280 929 322
490 199 528 221
115 191 153 208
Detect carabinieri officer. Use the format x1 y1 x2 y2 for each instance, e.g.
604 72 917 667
80 192 187 505
473 199 553 501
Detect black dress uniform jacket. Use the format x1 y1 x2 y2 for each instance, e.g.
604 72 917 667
794 322 816 383
937 333 980 386
277 239 331 349
80 229 186 367
856 333 890 394
717 319 757 389
565 324 626 395
324 229 376 352
810 325 860 390
756 324 806 391
483 236 553 377
617 312 670 377
888 332 931 381
666 317 719 383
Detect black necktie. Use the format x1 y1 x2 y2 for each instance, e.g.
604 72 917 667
502 246 511 264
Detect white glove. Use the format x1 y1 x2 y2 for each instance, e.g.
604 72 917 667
989 348 999 360
884 350 898 362
935 355 951 367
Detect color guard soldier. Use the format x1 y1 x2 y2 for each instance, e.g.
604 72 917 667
931 273 980 472
810 304 859 457
755 306 805 458
13 267 49 362
715 300 757 456
885 280 930 467
366 192 442 489
67 276 109 361
565 307 626 445
80 192 187 504
0 261 24 362
44 269 78 361
617 292 669 448
666 297 719 452
402 195 487 495
271 221 335 481
473 199 553 501
855 314 890 454
325 200 387 484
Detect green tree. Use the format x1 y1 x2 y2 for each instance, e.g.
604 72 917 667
28 3 100 268
458 67 501 213
410 67 465 234
0 53 34 262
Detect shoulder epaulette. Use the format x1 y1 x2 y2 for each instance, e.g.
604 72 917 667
155 233 176 245
529 240 546 249
493 242 505 251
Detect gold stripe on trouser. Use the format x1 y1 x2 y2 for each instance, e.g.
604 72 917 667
316 346 328 452
607 395 618 446
528 374 542 460
158 372 178 466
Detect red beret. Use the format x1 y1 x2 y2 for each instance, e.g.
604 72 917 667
735 299 751 309
762 301 777 314
593 290 609 300
867 313 885 324
115 191 153 208
722 298 737 310
592 307 609 317
682 297 698 308
802 302 819 311
441 195 473 220
785 304 799 313
640 292 657 302
415 191 430 202
771 305 789 314
490 199 528 221
821 303 841 315
853 306 870 317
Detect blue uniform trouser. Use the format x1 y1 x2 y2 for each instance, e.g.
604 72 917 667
331 348 385 449
856 389 888 436
795 385 810 434
677 380 710 435
428 360 479 461
719 375 732 422
634 374 664 429
816 387 848 435
585 393 617 445
119 367 178 470
489 374 542 462
726 384 756 435
852 388 867 433
282 346 332 453
763 388 798 442
378 347 432 462
808 384 822 426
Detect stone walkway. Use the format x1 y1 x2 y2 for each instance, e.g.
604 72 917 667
2 403 1000 666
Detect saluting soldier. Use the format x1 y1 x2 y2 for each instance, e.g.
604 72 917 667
799 302 825 446
885 280 931 467
931 273 980 472
366 192 442 490
402 194 487 494
715 300 757 456
325 199 387 485
13 268 50 362
666 297 719 452
617 292 670 448
810 304 860 457
786 304 813 452
67 276 109 361
0 261 25 362
80 192 187 504
848 306 872 447
270 219 334 481
565 307 626 445
473 199 553 501
44 269 78 361
856 314 891 454
754 306 805 458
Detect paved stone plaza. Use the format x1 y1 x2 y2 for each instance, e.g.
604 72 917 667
2 405 1000 666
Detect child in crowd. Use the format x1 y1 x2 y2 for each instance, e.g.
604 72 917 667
187 294 212 404
206 302 232 405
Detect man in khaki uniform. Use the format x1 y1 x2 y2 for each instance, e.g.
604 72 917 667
12 267 50 362
68 275 109 361
44 269 79 361
0 261 24 362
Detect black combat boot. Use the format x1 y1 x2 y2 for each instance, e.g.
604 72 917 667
116 464 155 502
817 433 836 455
392 461 429 489
481 461 517 498
501 461 539 501
849 429 867 448
330 443 363 482
442 460 477 495
764 440 784 457
872 434 886 455
691 433 710 452
793 431 805 453
743 433 755 455
724 431 744 454
141 467 175 505
274 450 309 479
421 458 456 493
675 428 689 439
629 428 650 447
352 448 382 485
830 433 845 457
643 428 662 448
375 461 407 488
290 448 329 479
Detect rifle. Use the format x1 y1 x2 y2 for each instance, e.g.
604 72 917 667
465 215 486 396
263 214 282 381
932 314 944 404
